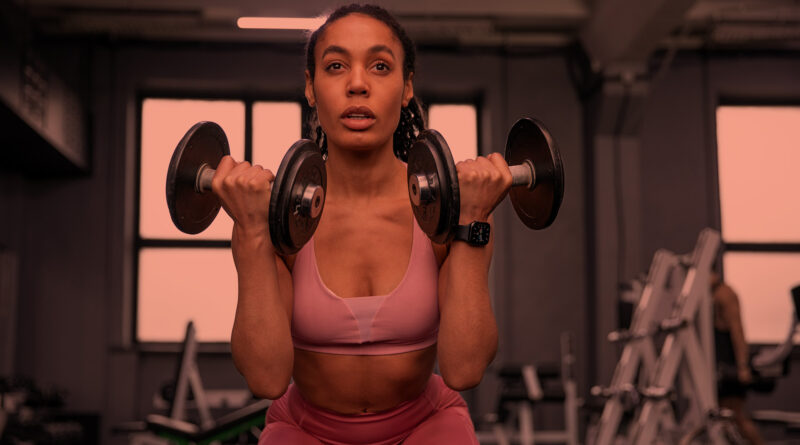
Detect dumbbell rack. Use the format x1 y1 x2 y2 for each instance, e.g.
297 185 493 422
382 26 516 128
590 229 724 445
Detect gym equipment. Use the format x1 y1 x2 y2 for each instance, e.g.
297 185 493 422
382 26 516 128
477 332 579 445
589 229 728 445
166 121 326 255
406 117 564 243
749 285 800 427
137 322 270 445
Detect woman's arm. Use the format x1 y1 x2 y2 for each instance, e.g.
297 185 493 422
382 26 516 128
717 284 752 382
211 156 295 399
437 215 498 391
230 231 295 399
436 153 509 391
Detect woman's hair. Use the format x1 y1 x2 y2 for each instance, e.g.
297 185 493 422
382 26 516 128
305 3 425 161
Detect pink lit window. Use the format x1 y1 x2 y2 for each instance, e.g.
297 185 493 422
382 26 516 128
252 102 302 170
716 105 800 344
717 106 800 243
138 248 238 342
428 104 479 162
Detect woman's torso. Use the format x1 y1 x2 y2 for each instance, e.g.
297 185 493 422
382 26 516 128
288 191 447 414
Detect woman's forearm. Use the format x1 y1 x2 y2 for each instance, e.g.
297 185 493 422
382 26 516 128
229 229 294 399
437 238 498 391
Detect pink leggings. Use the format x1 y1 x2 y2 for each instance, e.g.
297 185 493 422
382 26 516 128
259 374 479 445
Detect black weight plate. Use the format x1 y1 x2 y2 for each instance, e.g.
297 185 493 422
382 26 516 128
269 140 326 255
166 121 230 234
407 129 460 244
505 118 564 229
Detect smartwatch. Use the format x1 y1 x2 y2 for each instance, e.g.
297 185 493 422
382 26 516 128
454 221 491 246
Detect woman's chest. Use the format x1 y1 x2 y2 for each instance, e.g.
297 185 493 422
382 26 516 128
314 208 414 298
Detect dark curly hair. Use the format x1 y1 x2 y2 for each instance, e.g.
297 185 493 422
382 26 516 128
305 3 425 162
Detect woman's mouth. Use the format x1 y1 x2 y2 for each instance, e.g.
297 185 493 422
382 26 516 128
341 106 376 130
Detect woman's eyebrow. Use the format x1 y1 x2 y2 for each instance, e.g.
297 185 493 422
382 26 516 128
367 45 395 60
321 45 348 59
320 44 395 60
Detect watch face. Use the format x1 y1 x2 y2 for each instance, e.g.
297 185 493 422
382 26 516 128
469 222 491 245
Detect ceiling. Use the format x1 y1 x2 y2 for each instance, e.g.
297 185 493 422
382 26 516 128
10 0 800 71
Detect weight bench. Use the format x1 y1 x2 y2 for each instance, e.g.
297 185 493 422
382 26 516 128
145 399 269 445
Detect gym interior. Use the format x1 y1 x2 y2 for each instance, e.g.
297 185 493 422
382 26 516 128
1 0 799 444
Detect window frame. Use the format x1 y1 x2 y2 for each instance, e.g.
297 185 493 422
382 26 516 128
714 97 800 345
133 90 307 348
419 93 485 157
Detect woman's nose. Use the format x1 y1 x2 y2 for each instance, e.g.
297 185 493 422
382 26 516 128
347 68 369 96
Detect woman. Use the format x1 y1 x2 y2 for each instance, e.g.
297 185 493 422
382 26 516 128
712 274 764 445
212 4 511 444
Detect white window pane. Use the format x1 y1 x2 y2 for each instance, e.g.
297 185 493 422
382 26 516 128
717 106 800 243
140 99 245 240
138 248 238 342
428 104 478 163
252 102 302 172
723 252 800 344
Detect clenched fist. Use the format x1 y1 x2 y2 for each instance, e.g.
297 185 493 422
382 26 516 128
211 156 275 237
456 152 512 224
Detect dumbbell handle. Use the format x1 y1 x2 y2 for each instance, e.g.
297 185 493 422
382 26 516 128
195 164 216 192
409 159 535 206
193 163 324 218
509 160 535 189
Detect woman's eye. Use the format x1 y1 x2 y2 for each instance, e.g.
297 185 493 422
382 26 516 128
326 62 343 71
374 62 390 72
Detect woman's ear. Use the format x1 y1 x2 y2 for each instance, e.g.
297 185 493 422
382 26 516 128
402 72 414 107
305 70 316 107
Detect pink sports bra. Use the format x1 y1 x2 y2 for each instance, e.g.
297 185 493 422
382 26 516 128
291 219 440 355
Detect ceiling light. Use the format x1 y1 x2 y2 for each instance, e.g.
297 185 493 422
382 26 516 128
237 17 325 30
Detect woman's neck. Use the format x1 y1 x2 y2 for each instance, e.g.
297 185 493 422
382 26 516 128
324 142 405 203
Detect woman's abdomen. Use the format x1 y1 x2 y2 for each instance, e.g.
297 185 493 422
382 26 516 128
292 344 437 414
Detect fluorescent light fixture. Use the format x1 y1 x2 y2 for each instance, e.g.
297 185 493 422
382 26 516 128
237 17 326 30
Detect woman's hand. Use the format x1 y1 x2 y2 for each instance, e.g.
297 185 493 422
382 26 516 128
456 152 512 224
211 156 275 240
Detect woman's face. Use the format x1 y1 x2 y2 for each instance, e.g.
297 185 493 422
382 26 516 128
306 13 414 153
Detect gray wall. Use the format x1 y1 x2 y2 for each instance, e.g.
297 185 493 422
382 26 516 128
3 36 800 443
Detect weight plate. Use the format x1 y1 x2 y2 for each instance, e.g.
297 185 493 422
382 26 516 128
505 118 564 229
269 140 326 255
407 129 460 244
166 121 230 234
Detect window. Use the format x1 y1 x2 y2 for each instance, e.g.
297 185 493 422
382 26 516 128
427 104 479 162
716 105 800 344
136 99 478 343
137 98 301 342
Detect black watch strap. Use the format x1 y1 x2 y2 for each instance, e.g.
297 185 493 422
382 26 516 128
453 221 491 246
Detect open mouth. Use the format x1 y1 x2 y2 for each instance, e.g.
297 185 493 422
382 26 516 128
341 106 376 130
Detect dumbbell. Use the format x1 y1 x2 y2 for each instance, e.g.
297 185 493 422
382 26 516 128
165 121 326 255
407 117 565 243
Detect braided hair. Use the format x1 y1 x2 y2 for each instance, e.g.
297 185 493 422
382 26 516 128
305 4 425 162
